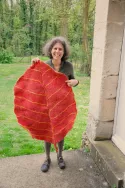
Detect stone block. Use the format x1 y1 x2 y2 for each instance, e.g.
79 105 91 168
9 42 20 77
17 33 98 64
103 47 121 76
102 76 118 99
87 114 113 140
106 22 124 42
89 96 116 122
99 99 116 121
94 121 113 140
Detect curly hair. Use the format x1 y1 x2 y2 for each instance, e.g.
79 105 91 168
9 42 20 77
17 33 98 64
43 36 70 61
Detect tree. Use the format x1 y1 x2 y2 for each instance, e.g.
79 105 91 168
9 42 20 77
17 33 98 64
81 0 95 75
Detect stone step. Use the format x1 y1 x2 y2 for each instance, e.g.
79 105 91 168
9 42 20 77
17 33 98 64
91 140 125 188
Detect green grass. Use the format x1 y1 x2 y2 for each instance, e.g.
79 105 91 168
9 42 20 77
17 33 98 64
0 62 90 158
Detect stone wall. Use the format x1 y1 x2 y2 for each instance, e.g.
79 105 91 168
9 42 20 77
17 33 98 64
87 0 125 141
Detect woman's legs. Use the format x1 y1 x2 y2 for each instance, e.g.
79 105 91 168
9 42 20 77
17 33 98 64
57 139 64 157
44 141 51 159
41 140 65 172
41 141 51 172
57 139 65 169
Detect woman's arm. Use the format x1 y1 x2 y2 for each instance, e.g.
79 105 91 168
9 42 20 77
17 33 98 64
66 62 79 87
65 79 79 87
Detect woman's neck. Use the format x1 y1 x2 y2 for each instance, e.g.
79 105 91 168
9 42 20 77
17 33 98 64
52 59 61 66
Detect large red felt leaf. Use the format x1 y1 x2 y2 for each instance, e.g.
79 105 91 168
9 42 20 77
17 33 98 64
14 60 77 146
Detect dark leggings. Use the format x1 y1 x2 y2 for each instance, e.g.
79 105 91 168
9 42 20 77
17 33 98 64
44 139 64 159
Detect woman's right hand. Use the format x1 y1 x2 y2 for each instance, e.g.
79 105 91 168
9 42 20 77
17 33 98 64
31 57 40 64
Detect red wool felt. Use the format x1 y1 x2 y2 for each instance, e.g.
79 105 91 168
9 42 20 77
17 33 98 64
14 60 77 147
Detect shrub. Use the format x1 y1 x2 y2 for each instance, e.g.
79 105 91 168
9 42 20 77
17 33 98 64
0 50 14 64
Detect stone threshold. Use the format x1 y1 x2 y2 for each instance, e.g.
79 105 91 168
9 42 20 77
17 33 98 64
90 140 125 188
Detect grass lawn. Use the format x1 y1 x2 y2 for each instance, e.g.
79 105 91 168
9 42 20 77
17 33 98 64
0 62 90 158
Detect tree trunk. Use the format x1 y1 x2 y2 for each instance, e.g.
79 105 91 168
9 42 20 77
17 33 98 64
28 0 34 55
60 15 68 38
20 0 28 26
81 0 92 75
51 0 72 38
10 0 14 39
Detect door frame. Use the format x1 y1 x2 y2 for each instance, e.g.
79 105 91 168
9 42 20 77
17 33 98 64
112 27 125 155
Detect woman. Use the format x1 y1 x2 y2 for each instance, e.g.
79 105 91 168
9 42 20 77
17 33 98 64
32 36 79 172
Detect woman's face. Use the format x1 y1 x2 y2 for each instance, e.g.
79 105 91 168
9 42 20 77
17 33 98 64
51 42 64 61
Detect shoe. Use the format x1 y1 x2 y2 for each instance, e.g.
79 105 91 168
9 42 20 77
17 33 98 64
57 156 65 169
41 158 51 172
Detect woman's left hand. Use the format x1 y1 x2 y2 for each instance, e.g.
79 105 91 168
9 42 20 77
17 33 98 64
65 79 79 87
